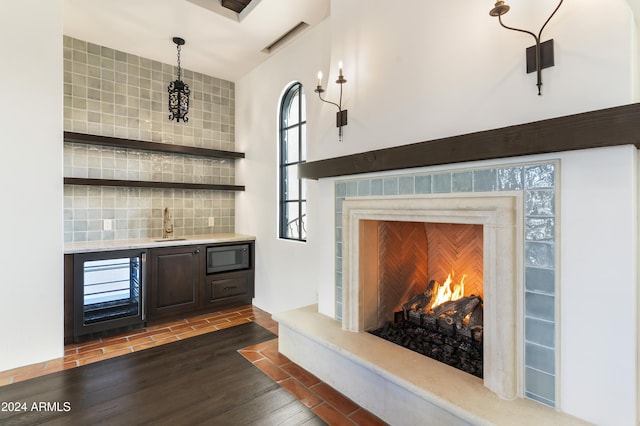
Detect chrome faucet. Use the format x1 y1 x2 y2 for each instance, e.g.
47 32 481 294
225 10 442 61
163 207 174 239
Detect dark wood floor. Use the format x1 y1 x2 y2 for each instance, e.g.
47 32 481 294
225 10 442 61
0 322 325 425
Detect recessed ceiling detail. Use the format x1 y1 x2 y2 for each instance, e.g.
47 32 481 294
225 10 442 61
221 0 253 14
262 22 310 54
187 0 262 22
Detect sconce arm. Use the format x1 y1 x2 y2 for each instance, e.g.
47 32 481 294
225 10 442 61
497 15 538 44
497 0 563 45
493 0 563 96
316 91 343 112
537 0 563 40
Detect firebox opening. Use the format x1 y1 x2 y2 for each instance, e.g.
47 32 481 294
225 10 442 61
364 220 484 378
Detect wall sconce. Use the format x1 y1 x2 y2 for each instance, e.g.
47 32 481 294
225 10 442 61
315 62 348 141
489 0 563 95
168 37 190 122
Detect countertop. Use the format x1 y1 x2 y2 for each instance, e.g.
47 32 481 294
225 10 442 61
64 233 255 254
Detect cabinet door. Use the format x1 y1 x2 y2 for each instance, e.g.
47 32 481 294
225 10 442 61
147 245 202 320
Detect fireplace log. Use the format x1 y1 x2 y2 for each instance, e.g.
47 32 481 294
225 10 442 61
469 303 483 329
473 328 483 342
437 317 456 335
432 299 456 316
458 326 472 339
373 285 485 378
402 280 437 314
421 314 438 330
408 309 422 325
433 296 481 319
450 297 481 328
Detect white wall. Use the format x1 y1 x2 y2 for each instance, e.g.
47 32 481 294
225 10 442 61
235 19 331 314
625 0 640 99
0 1 64 371
235 0 638 424
558 146 638 424
315 0 635 159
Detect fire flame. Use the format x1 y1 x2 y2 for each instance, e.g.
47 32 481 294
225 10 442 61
430 273 466 310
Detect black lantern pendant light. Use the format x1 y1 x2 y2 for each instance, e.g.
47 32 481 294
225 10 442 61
168 37 190 122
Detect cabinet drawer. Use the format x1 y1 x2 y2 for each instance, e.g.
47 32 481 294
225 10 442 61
210 274 249 300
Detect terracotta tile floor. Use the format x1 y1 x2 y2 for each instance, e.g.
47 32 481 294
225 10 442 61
0 305 387 425
239 340 387 426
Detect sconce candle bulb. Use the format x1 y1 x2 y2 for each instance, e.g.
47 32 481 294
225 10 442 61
336 61 346 84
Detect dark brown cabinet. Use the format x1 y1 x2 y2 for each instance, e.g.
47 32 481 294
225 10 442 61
64 254 75 344
65 240 255 340
146 240 255 324
147 245 203 321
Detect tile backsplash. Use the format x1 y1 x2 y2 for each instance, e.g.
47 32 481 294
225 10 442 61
64 186 235 241
63 36 237 242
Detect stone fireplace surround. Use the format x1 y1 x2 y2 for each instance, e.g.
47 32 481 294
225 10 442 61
338 163 560 402
274 161 593 425
341 193 521 401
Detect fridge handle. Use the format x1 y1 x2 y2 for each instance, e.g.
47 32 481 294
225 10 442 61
141 251 147 321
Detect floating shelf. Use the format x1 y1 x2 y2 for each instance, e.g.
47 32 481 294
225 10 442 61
64 178 244 192
63 132 245 191
64 131 245 160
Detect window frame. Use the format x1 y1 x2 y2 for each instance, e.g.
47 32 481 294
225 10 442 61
278 82 307 242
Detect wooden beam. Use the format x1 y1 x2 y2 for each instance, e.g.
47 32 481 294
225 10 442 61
299 103 640 179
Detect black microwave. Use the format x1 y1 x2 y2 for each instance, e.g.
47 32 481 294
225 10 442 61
206 244 250 274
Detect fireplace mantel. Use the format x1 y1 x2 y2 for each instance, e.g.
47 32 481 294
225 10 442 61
299 103 640 179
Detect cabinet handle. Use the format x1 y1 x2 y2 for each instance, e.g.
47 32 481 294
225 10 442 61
194 249 200 254
223 286 237 291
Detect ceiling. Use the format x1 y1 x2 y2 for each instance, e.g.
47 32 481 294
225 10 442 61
62 0 330 81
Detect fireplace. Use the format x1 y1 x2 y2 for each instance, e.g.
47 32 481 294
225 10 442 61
341 193 522 399
360 221 484 328
364 221 485 378
273 161 586 424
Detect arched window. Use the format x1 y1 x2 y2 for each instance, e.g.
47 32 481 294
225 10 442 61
279 82 306 241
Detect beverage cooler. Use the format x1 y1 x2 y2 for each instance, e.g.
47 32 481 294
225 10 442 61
73 249 146 342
